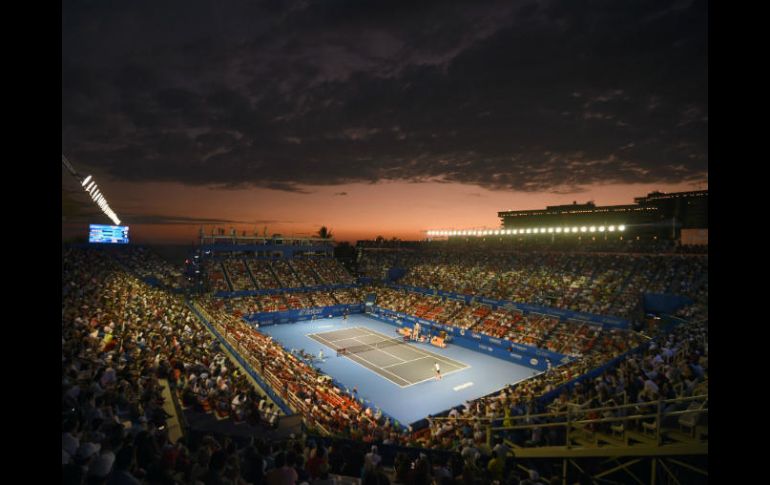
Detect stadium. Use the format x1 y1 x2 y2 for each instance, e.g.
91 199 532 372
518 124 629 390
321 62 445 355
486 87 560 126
62 185 708 484
62 2 707 484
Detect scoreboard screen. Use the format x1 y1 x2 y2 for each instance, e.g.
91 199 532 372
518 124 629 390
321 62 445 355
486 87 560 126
89 224 130 244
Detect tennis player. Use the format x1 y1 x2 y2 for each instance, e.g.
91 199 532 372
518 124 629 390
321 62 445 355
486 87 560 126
414 322 421 341
434 362 441 380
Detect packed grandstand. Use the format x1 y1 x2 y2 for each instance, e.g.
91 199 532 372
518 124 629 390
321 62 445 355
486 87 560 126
62 240 707 484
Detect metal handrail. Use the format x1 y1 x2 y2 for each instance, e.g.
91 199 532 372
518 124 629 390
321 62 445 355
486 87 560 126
429 394 707 423
486 407 708 432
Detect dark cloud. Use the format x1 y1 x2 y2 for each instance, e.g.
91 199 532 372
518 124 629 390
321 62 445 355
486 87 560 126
63 0 707 193
117 214 287 226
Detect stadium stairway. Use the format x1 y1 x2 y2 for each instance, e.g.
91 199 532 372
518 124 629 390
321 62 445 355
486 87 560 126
158 379 185 443
289 259 321 286
266 261 286 288
243 259 260 289
306 259 328 285
220 261 235 292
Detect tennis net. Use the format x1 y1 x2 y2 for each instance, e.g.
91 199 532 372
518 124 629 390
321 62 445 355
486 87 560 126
337 337 406 356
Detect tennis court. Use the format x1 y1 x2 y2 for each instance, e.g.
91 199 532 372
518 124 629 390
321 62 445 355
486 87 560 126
308 326 469 387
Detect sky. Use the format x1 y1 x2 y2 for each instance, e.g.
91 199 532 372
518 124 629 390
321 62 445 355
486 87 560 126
62 0 707 244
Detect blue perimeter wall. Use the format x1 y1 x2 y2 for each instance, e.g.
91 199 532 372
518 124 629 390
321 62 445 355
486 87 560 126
215 283 359 298
243 304 365 325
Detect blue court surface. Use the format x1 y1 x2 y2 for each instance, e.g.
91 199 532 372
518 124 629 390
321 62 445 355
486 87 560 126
258 314 540 425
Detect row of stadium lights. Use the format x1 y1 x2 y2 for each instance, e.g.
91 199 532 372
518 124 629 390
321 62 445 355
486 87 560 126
427 225 626 237
81 175 121 225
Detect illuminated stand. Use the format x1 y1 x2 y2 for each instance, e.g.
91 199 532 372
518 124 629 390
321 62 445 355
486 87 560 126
62 154 122 225
426 225 626 238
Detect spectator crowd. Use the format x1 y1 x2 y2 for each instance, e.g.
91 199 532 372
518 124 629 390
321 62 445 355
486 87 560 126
63 244 706 484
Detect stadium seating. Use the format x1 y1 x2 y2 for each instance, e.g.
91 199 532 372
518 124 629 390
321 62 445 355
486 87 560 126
62 245 707 484
221 257 255 290
360 250 708 319
111 246 184 288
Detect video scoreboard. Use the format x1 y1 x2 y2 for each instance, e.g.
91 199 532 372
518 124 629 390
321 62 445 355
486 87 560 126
89 224 130 244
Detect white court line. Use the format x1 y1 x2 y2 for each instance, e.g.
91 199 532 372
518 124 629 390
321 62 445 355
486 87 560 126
313 326 382 342
453 382 474 391
382 355 431 369
310 326 471 387
347 327 469 367
408 365 470 387
352 338 471 387
349 336 408 364
308 333 340 350
343 351 412 387
341 327 469 372
309 329 411 387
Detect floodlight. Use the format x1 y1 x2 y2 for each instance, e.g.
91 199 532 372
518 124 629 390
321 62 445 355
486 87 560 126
572 227 578 233
598 226 605 232
81 175 92 186
580 226 587 232
526 228 532 234
619 225 626 231
608 225 616 232
589 226 596 232
555 227 562 233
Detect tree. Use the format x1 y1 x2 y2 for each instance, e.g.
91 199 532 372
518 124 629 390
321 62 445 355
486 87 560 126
317 226 333 239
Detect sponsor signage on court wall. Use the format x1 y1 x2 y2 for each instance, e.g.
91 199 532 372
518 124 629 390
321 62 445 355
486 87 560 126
216 283 359 299
298 308 324 316
244 303 363 325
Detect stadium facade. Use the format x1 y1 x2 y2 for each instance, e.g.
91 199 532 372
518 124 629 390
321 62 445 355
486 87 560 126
497 190 708 242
